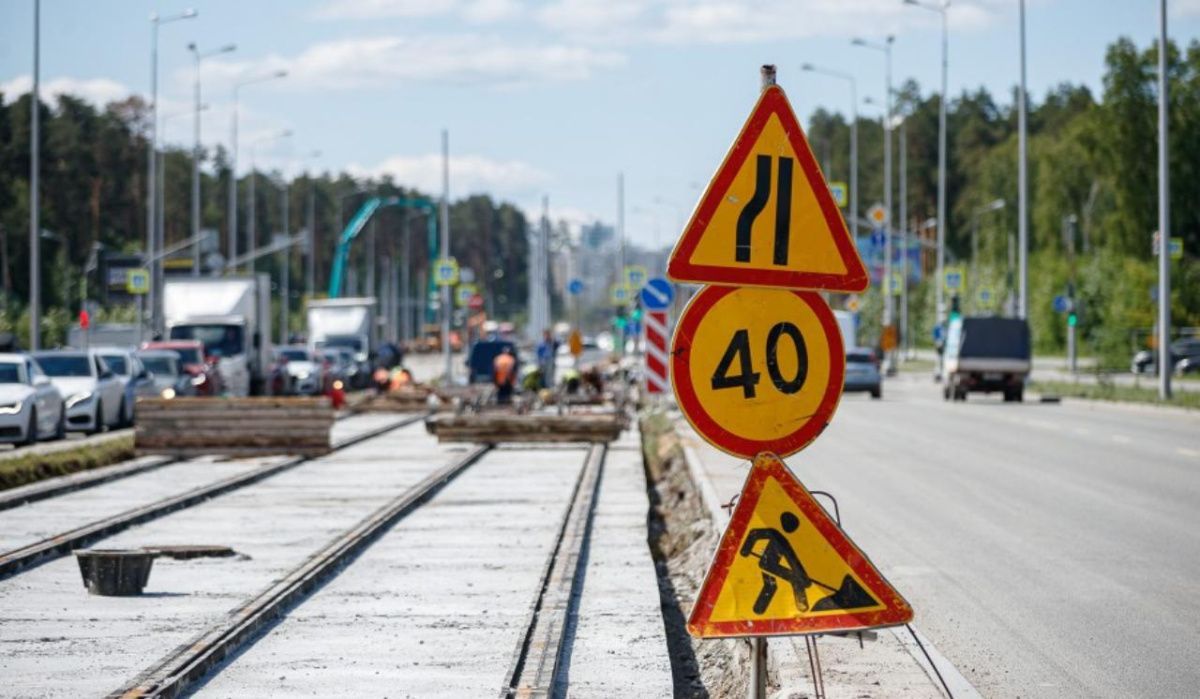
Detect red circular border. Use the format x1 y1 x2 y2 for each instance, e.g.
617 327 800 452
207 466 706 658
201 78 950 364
671 286 846 459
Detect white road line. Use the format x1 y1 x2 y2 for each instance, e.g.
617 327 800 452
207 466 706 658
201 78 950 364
1177 447 1200 458
1111 435 1131 444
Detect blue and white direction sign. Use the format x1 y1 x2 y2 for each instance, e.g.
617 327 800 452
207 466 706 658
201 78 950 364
640 277 675 310
870 229 887 249
567 278 584 296
434 257 460 286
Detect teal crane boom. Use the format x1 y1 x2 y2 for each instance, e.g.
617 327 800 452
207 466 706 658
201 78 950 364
328 196 438 298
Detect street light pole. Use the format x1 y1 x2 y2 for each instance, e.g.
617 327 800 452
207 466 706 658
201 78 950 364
440 129 452 383
852 35 895 370
898 114 909 358
229 70 288 273
1157 0 1172 400
904 0 950 329
148 9 196 336
280 177 289 345
29 0 40 350
801 64 858 238
1017 0 1029 320
247 130 292 274
305 150 320 302
188 42 236 277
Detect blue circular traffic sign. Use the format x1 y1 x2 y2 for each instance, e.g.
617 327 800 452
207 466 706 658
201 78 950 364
640 277 675 310
568 278 584 296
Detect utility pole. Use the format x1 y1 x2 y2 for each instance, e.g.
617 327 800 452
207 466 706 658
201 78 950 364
1157 0 1172 400
440 129 451 383
148 9 196 337
401 211 411 345
280 179 289 346
229 70 288 274
852 36 895 371
306 168 316 300
188 42 236 277
906 0 950 328
29 0 40 350
1017 0 1029 320
899 115 909 359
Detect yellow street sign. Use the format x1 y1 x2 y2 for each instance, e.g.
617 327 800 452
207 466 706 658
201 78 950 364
828 181 848 208
434 257 460 286
126 268 150 295
569 329 583 357
624 264 649 289
667 85 868 293
671 285 845 458
455 283 478 308
610 284 632 305
688 452 913 637
943 265 966 294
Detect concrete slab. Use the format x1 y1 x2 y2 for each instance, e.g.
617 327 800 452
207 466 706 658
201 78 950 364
0 421 461 698
195 446 589 698
558 427 674 697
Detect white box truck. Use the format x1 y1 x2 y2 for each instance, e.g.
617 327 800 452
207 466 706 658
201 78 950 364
163 275 272 396
306 297 377 387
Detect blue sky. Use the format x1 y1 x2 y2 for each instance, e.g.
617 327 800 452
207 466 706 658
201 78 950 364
2 0 1198 246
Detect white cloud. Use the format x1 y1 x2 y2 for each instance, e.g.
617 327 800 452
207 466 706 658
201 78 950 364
534 0 999 44
348 153 549 196
197 35 624 91
536 0 647 34
462 0 523 23
311 0 521 22
0 75 135 107
1173 0 1200 17
312 0 459 20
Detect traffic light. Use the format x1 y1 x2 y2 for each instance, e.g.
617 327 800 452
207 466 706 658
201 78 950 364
949 294 962 321
613 305 628 330
1067 311 1078 327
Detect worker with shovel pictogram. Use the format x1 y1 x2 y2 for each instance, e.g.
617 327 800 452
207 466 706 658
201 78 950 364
740 511 881 615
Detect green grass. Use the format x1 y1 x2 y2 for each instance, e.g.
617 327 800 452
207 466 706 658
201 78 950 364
896 358 937 373
0 436 135 491
1030 380 1200 410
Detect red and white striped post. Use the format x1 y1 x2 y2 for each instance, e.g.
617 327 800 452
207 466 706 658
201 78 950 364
644 310 670 395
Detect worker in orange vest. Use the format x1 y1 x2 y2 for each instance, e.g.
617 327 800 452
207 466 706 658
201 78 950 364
493 347 516 404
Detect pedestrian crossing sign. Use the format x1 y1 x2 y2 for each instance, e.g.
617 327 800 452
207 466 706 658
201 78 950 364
688 452 912 638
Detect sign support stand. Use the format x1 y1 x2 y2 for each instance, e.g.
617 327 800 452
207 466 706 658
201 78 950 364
749 636 767 699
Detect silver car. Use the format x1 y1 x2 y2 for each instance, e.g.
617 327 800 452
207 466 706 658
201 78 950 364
844 348 882 399
32 350 126 434
95 347 156 426
276 346 324 396
0 353 65 445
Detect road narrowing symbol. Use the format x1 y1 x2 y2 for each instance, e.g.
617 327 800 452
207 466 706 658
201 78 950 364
688 452 913 638
671 285 845 459
667 85 867 293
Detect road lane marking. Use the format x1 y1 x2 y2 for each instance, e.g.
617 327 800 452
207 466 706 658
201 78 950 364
1178 447 1200 458
1111 435 1131 444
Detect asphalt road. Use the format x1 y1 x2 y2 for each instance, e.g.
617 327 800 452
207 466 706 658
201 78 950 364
748 371 1200 698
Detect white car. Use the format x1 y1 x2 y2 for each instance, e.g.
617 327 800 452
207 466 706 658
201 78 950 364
94 346 156 426
0 353 65 445
32 350 126 434
275 346 324 396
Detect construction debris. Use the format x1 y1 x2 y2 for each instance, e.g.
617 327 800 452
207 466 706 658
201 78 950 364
135 397 335 457
425 412 627 444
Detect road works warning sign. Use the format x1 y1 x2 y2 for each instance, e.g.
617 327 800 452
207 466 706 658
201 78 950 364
667 84 867 293
688 453 912 638
671 285 844 459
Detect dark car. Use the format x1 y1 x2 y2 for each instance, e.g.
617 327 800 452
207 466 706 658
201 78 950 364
135 350 198 399
943 317 1031 402
1131 338 1200 375
465 340 519 384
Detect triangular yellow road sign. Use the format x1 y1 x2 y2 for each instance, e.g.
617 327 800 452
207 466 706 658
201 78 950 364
688 452 912 637
668 85 868 292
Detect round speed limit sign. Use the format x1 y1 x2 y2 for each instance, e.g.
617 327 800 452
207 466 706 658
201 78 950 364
671 286 845 458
